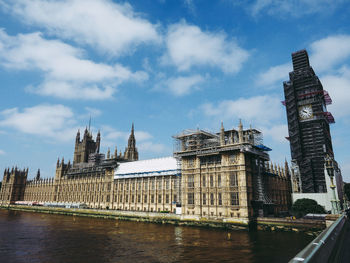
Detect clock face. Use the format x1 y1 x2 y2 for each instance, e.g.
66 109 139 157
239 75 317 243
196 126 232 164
299 105 313 120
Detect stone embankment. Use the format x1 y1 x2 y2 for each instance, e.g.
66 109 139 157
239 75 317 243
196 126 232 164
257 217 326 236
0 205 326 234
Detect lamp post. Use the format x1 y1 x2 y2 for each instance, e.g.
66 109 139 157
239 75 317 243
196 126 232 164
325 155 340 214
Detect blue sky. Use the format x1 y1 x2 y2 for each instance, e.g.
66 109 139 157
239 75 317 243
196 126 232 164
0 0 350 182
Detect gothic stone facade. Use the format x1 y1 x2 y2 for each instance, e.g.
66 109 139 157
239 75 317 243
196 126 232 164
0 168 28 204
174 122 292 223
1 123 292 224
1 125 138 208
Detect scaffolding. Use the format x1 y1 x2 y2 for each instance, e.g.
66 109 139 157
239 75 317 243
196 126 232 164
173 126 264 154
284 49 335 193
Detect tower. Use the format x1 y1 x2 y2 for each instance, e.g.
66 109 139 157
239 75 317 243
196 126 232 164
36 169 40 181
73 128 100 164
124 123 139 161
283 49 335 193
0 167 28 204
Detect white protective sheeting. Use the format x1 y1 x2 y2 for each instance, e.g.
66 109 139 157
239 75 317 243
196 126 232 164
114 156 180 179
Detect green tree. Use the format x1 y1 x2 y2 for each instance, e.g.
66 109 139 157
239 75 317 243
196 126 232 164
344 183 350 201
292 198 326 218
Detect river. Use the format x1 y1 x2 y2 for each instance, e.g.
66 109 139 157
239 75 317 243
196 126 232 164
0 210 313 263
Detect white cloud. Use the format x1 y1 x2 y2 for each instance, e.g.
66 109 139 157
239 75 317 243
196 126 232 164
166 74 205 96
138 141 166 154
135 131 153 141
0 30 147 100
310 35 350 73
201 95 283 126
101 125 153 147
256 63 291 87
0 149 5 155
3 0 160 55
183 0 196 14
0 104 78 142
101 126 166 156
320 66 350 119
163 21 249 73
262 124 288 143
250 0 345 17
257 35 350 88
341 162 350 183
84 107 102 118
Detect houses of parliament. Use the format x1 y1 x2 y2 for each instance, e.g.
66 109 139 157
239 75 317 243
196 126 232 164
0 121 292 224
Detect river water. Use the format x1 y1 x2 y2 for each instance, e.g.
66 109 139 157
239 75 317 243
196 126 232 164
0 210 313 263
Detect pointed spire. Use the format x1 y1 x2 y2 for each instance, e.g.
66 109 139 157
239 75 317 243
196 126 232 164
124 123 138 161
114 146 118 159
270 161 273 172
238 119 244 143
284 158 291 178
36 169 40 180
76 129 80 143
278 165 281 176
96 130 101 153
131 122 134 135
220 121 225 146
57 158 60 168
88 115 91 133
107 148 110 159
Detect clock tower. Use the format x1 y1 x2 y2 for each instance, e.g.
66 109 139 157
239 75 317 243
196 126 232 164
283 49 334 193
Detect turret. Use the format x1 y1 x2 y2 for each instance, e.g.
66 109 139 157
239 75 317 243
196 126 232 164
230 131 234 144
96 130 101 153
107 148 110 159
36 169 40 181
284 159 291 179
124 123 139 161
76 129 80 143
249 125 254 144
220 122 225 146
238 119 244 143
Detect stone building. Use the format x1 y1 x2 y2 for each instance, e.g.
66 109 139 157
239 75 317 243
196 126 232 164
1 125 138 208
0 167 28 204
0 122 292 223
112 157 180 212
173 121 292 223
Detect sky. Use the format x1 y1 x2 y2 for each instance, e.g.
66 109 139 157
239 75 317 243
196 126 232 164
0 0 350 182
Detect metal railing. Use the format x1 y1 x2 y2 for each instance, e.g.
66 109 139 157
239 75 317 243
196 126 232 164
289 215 347 263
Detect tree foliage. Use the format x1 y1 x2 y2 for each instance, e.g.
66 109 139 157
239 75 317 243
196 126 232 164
291 198 326 218
344 183 350 201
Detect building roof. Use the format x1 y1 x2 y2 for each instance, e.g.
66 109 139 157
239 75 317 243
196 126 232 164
114 156 180 179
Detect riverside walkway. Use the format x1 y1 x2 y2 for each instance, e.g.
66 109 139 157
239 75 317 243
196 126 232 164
336 218 350 262
289 213 350 263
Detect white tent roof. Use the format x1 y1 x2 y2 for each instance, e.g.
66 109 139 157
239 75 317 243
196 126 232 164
114 156 179 179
